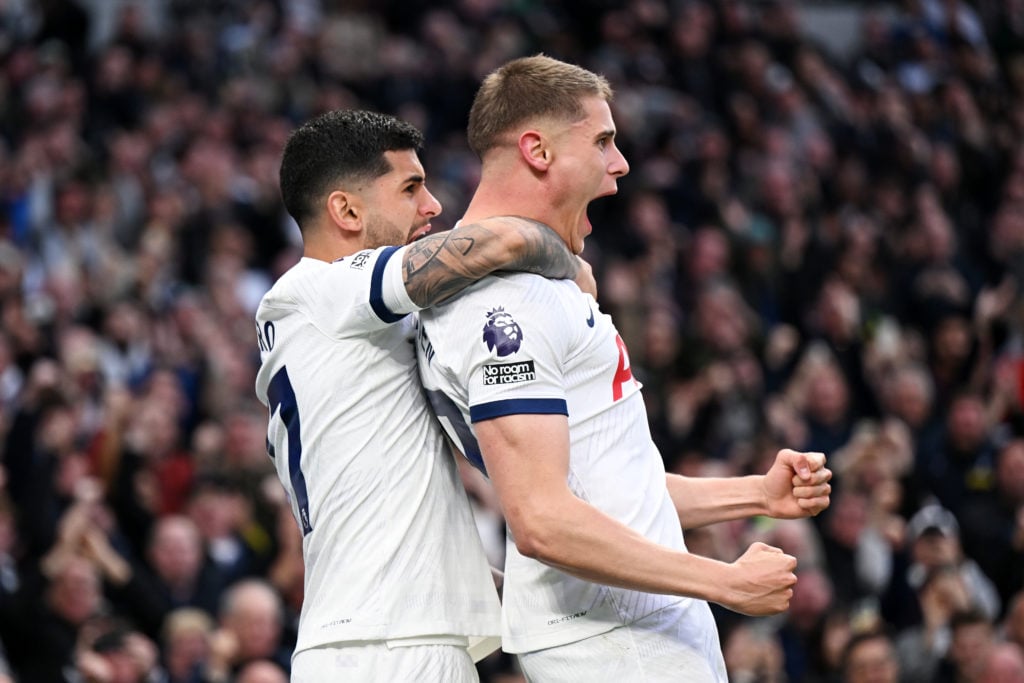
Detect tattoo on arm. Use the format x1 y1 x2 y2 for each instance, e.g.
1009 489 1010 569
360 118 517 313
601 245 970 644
402 216 579 307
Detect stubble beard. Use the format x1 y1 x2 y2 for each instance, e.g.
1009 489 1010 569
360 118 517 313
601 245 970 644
363 214 407 250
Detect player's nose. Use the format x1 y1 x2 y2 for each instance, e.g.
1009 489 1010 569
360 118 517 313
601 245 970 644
421 187 442 219
608 142 629 178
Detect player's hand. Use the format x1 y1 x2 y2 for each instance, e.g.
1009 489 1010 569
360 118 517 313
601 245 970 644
763 449 831 519
721 542 797 616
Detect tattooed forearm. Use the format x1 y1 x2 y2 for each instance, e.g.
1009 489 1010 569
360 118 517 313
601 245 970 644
402 216 579 307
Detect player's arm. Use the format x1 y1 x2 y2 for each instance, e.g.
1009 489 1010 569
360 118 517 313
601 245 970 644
473 414 798 616
665 450 832 530
401 216 578 307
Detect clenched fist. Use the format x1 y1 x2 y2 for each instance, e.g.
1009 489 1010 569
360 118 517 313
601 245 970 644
719 542 798 616
763 449 832 519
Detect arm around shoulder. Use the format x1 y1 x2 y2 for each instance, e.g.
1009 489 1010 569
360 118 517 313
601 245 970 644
400 216 579 308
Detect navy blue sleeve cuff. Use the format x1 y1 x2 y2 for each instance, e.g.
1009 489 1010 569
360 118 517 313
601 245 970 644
369 246 406 323
470 398 568 423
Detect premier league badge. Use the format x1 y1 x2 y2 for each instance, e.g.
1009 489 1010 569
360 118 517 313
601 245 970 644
482 307 523 357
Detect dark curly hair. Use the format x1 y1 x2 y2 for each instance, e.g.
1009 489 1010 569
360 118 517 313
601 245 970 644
279 109 424 229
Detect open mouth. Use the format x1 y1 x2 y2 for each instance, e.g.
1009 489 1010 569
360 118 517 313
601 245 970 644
573 211 593 254
407 223 433 243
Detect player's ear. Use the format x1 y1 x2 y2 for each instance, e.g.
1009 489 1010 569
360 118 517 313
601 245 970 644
519 130 551 171
326 189 364 235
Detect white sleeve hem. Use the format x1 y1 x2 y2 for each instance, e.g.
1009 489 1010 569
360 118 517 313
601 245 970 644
381 245 419 315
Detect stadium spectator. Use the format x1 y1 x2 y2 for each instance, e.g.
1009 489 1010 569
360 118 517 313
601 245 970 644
723 623 787 683
914 391 999 516
0 1 1020 680
841 629 900 683
161 607 215 683
959 438 1024 606
124 514 227 636
902 503 1001 621
76 620 166 683
235 659 288 683
210 578 291 677
979 641 1024 683
895 564 972 682
11 554 105 681
775 565 837 683
934 608 999 683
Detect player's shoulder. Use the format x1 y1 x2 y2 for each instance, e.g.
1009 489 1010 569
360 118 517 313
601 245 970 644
428 273 573 317
476 272 580 299
265 256 319 291
438 273 583 325
262 251 391 308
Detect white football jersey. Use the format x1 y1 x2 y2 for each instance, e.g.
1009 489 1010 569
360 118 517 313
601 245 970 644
254 248 501 657
417 272 722 665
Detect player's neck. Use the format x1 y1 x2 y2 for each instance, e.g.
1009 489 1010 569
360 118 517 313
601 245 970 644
302 229 366 263
466 174 575 250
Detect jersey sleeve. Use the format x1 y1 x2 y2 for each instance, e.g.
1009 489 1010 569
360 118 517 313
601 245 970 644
377 245 418 318
294 247 417 338
456 277 576 423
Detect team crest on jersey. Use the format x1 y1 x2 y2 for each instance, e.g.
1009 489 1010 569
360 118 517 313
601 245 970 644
348 251 371 269
482 307 523 357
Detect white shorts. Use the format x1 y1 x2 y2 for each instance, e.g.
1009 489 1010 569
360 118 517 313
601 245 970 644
291 641 479 683
517 603 727 683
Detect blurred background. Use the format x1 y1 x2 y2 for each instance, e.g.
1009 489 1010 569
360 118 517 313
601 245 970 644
0 1 1023 681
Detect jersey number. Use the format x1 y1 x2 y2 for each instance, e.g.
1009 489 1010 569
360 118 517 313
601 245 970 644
267 366 313 535
426 389 487 476
613 334 638 401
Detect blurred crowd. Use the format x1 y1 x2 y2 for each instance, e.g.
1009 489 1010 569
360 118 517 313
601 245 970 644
0 0 1023 681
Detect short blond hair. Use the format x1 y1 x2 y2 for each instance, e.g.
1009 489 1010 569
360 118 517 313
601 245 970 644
468 54 613 157
161 607 214 644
